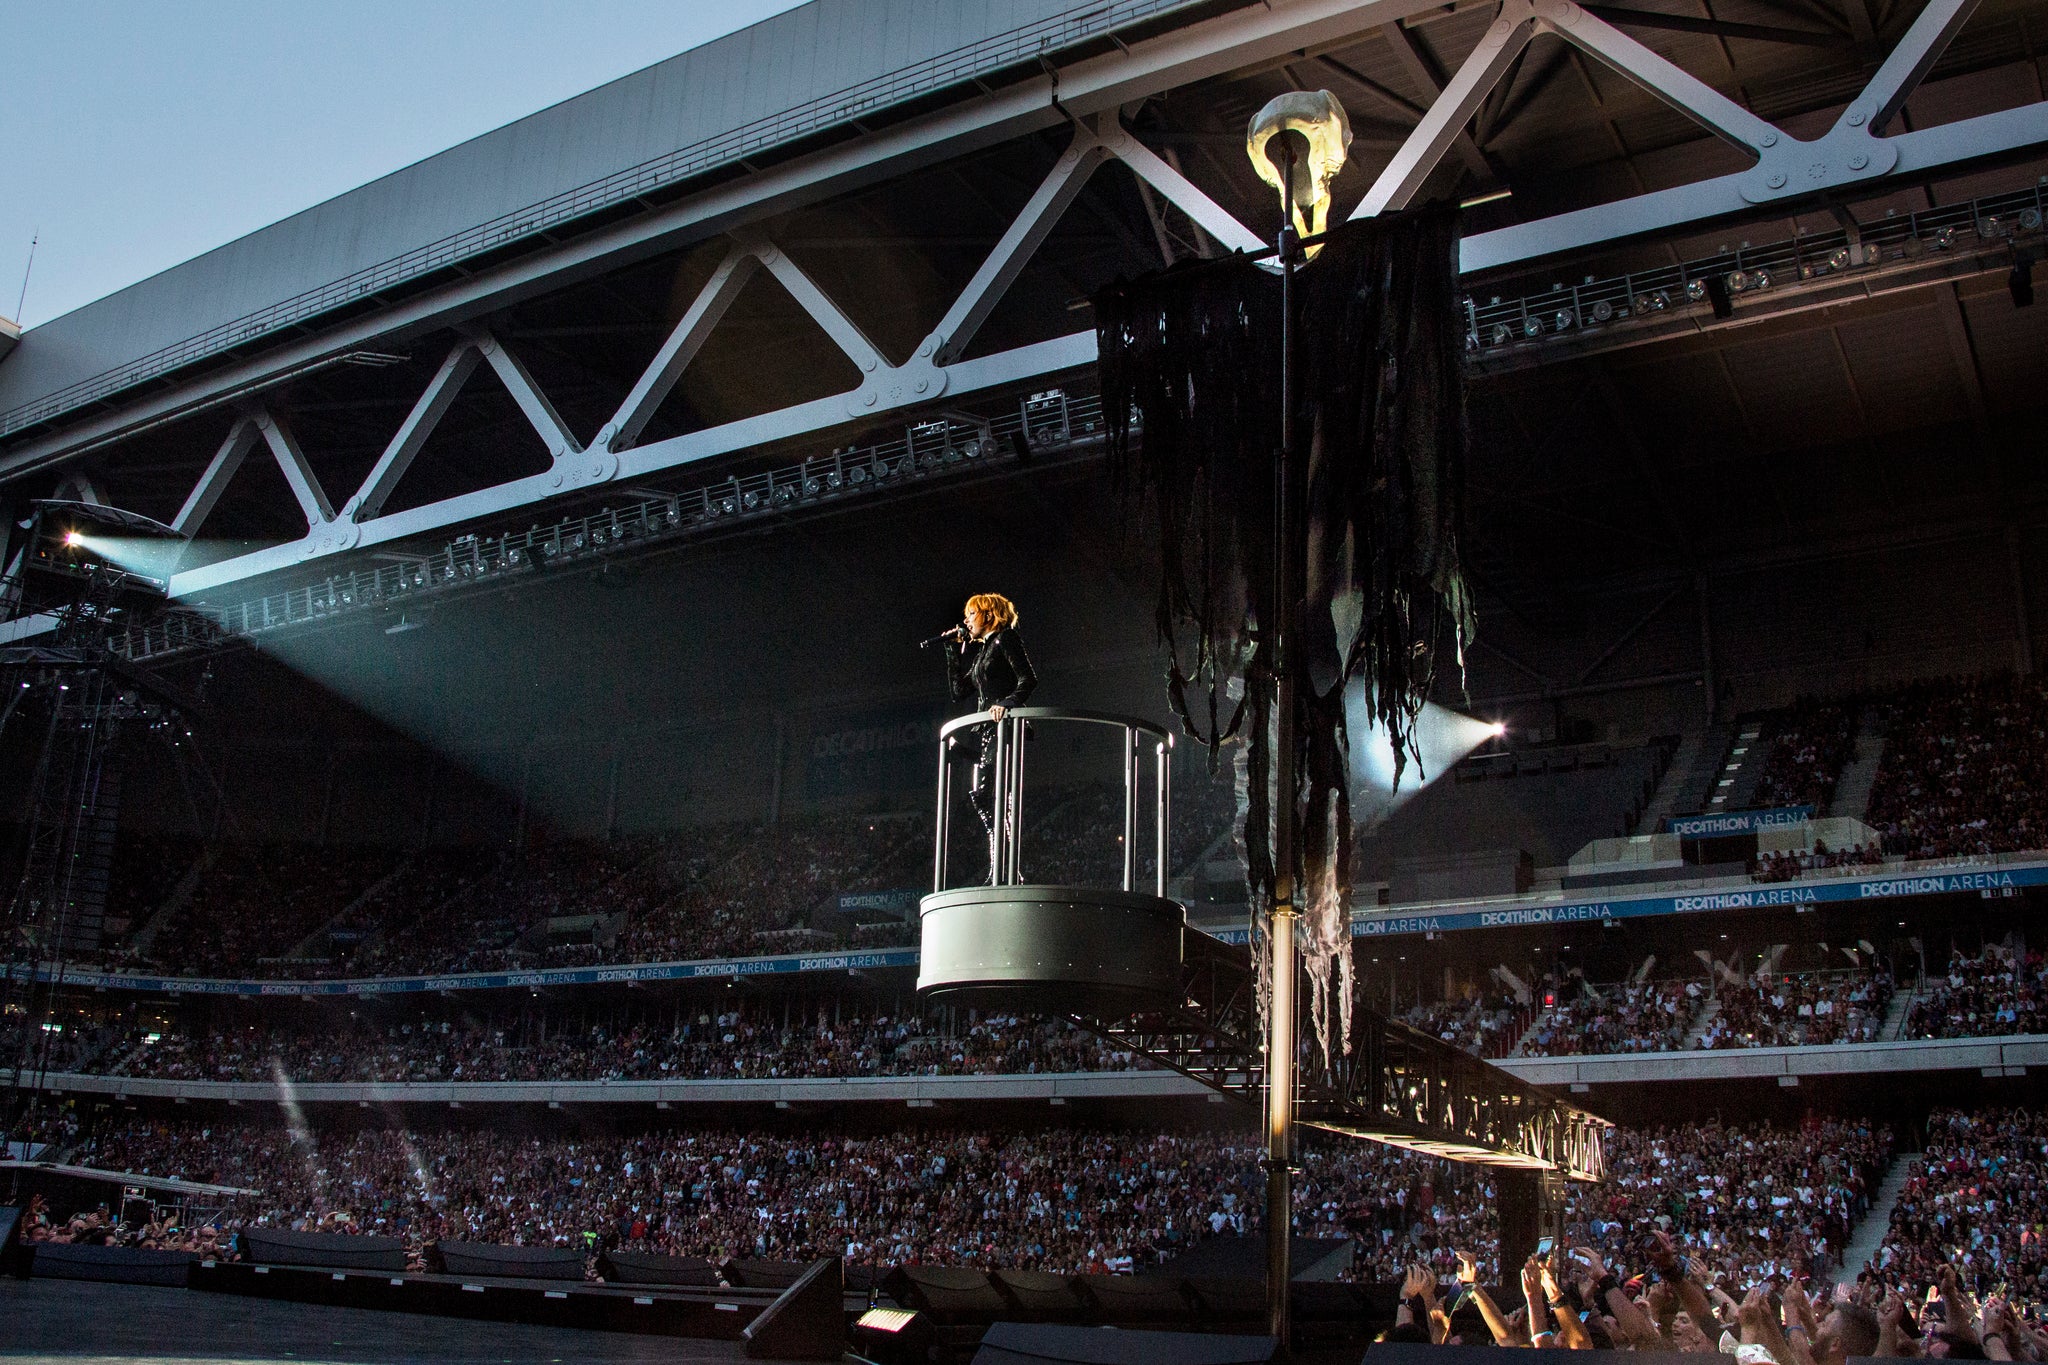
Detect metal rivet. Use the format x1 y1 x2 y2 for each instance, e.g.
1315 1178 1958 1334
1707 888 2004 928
863 393 877 406
1847 111 1865 126
1766 172 1787 189
1849 154 1869 171
914 380 928 393
1760 132 1778 148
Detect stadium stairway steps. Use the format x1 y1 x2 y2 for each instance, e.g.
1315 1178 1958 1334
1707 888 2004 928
286 860 411 960
1881 978 1922 1040
1638 729 1712 830
1681 997 1722 1049
1842 1153 1919 1275
1707 721 1766 811
1828 716 1890 821
128 850 214 956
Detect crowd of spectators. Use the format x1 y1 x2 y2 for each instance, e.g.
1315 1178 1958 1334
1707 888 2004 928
1751 843 1885 883
1697 970 1895 1049
1865 1108 2048 1309
48 768 1240 988
1751 702 1858 813
84 1003 1145 1084
1905 949 2048 1040
1866 673 2048 859
46 1112 1906 1302
1518 981 1705 1057
1401 991 1533 1059
68 1121 1316 1275
146 843 400 977
1572 1116 1893 1283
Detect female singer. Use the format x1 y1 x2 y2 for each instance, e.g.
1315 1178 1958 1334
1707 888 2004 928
942 592 1037 838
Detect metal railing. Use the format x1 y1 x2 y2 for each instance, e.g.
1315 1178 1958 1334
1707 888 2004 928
932 706 1173 895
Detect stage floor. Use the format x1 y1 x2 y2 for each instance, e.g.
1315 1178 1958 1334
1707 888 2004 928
0 1278 748 1364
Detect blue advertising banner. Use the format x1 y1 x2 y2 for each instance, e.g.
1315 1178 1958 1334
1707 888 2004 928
9 948 922 998
1663 807 1814 837
835 889 920 918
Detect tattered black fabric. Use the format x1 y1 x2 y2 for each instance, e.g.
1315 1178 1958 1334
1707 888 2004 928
1095 205 1472 1058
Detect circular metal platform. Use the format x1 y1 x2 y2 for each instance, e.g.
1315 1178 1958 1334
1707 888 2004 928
916 884 1186 1012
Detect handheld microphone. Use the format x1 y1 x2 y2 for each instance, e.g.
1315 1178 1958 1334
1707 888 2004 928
918 624 967 650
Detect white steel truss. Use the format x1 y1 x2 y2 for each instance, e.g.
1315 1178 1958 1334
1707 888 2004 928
0 0 2042 624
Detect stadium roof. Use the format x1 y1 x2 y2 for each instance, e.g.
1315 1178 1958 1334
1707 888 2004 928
0 0 1216 435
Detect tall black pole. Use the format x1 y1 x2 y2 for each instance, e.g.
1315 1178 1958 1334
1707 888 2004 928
1264 138 1302 1352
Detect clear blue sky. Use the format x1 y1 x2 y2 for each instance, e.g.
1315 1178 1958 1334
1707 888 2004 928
2 0 809 329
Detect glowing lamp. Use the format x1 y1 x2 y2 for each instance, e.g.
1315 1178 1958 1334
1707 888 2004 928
1246 90 1353 250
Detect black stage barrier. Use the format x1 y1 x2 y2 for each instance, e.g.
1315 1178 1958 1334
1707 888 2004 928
741 1257 844 1361
0 1205 23 1279
599 1249 721 1287
190 1259 778 1338
972 1322 1280 1364
724 1257 811 1289
26 1242 198 1286
436 1240 586 1281
238 1227 408 1271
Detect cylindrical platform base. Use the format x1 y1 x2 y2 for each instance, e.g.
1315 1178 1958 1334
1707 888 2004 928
917 885 1186 1013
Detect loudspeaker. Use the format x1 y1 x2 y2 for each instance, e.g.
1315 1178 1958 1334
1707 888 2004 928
1074 1273 1195 1325
741 1256 844 1361
972 1323 1279 1364
992 1268 1089 1321
887 1264 1010 1322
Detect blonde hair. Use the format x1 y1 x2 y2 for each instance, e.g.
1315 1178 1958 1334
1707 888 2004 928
964 593 1018 631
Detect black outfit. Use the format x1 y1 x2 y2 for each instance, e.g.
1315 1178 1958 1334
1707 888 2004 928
944 627 1038 832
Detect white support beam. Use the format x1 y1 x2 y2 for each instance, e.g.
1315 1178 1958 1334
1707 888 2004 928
1094 118 1266 254
1540 0 1785 154
171 419 260 536
1379 22 1498 184
1355 2 1539 218
255 409 335 527
745 237 891 376
347 343 482 521
1852 0 1983 133
54 471 108 506
603 247 759 451
929 131 1113 364
468 329 582 460
165 330 1095 598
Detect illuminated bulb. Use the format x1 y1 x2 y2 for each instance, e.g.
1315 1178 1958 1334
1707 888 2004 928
63 531 82 547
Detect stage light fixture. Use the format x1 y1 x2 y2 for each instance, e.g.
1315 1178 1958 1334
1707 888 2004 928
1520 316 1541 339
1590 299 1614 323
1827 248 1851 271
2020 208 2043 231
1553 309 1575 330
1491 322 1511 345
63 530 82 547
1685 279 1707 302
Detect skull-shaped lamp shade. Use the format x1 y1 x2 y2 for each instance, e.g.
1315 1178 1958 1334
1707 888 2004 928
1246 90 1353 250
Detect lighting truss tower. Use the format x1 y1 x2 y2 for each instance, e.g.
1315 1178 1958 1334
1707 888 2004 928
1 502 185 1111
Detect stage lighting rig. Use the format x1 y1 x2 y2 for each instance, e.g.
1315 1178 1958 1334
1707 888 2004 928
9 500 179 624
